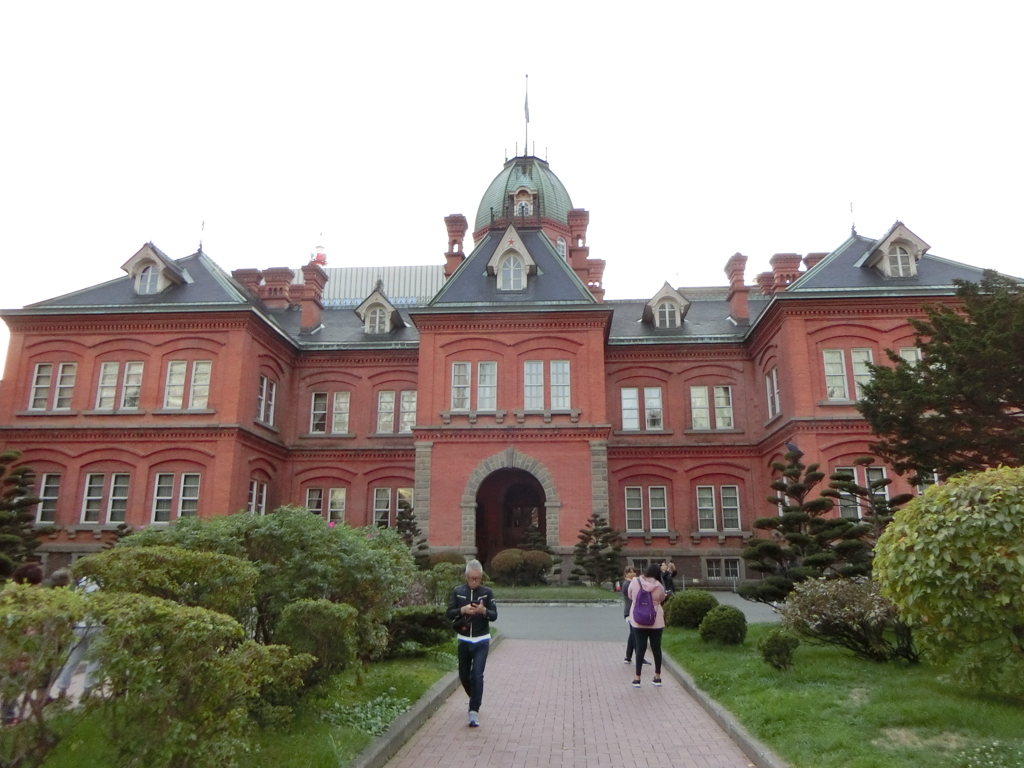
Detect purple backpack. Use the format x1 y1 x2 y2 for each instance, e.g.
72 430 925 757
633 581 657 626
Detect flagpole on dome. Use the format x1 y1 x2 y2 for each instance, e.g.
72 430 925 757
524 74 529 157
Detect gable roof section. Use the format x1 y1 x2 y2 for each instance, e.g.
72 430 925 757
428 228 596 307
784 233 990 296
23 251 254 311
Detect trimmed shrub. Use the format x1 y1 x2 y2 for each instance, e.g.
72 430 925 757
780 577 917 663
276 599 359 684
757 628 800 671
489 548 527 586
385 605 450 657
876 466 1024 696
665 590 718 628
429 552 466 568
521 549 553 584
698 605 747 645
423 562 465 606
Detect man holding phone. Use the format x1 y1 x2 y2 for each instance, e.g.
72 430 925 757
446 559 497 727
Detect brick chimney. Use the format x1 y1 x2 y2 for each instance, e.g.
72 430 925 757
803 252 827 270
232 269 263 298
299 263 328 331
567 208 604 300
259 267 295 309
724 253 749 323
770 253 802 291
443 214 468 279
756 271 775 295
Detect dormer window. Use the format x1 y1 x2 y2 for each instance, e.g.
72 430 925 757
367 305 388 334
138 265 160 295
657 301 679 328
499 254 525 291
556 237 567 260
887 245 913 277
517 201 531 216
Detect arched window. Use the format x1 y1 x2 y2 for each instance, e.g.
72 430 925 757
516 201 531 216
887 245 913 277
138 265 160 295
367 305 388 334
499 254 524 291
657 301 679 328
556 237 567 260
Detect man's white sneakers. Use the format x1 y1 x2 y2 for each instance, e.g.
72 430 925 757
468 711 480 727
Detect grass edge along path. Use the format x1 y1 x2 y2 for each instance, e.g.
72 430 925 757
662 624 1024 768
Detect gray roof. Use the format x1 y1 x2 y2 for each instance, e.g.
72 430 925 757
428 229 596 307
309 265 445 308
474 156 574 231
606 294 770 344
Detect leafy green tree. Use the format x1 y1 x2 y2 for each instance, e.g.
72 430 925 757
739 450 835 603
0 450 41 580
857 271 1024 485
121 508 416 658
0 584 86 768
876 466 1024 698
819 457 914 542
568 513 622 587
73 546 259 622
395 503 430 570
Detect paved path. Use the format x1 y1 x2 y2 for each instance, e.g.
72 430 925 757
384 639 756 768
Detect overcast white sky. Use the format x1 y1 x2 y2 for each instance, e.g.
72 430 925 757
2 2 1022 377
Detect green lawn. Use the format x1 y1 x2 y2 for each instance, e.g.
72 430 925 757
663 624 1024 768
43 647 458 768
490 584 616 601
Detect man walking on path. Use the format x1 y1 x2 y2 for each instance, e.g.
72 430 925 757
447 559 497 727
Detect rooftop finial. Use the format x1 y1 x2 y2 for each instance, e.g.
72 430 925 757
199 220 204 253
850 202 857 236
524 74 530 157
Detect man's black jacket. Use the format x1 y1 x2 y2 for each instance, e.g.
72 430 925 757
446 583 497 639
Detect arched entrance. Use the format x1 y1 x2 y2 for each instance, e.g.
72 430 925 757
475 469 546 567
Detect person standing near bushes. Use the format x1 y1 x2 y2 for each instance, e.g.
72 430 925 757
447 560 497 728
628 563 667 688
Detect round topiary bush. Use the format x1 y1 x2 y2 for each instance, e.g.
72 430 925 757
698 605 747 645
521 549 553 585
489 548 526 586
428 552 466 568
664 590 718 628
876 465 1024 698
757 627 800 670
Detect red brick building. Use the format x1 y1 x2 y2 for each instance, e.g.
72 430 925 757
0 155 992 581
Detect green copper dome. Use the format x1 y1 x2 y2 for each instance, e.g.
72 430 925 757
474 156 574 231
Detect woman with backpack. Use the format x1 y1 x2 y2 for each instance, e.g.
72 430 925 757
627 563 668 687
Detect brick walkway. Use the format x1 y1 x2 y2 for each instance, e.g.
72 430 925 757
384 639 755 768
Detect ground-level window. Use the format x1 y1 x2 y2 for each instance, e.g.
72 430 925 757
36 473 61 523
152 472 201 523
306 487 346 523
81 472 131 523
705 558 741 581
247 480 267 515
624 485 669 533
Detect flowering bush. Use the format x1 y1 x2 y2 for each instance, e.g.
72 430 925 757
779 578 917 662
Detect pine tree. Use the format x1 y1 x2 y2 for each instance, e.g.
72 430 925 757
0 450 41 580
857 271 1024 484
568 512 622 587
395 504 430 570
518 523 551 553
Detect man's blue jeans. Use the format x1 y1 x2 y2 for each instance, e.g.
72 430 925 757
457 638 489 712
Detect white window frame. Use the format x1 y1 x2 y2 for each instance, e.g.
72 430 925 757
851 348 873 399
625 486 644 532
556 237 566 259
305 487 324 515
164 361 188 409
399 391 417 433
477 361 497 411
138 265 160 294
823 350 850 400
524 361 544 410
29 363 54 410
644 387 663 430
373 487 391 528
706 558 722 579
310 392 329 433
121 361 145 409
721 485 740 530
550 360 570 410
397 487 413 523
367 305 388 334
247 479 267 515
81 473 106 523
714 386 734 429
164 360 211 410
36 473 61 523
256 375 276 425
657 301 679 328
451 362 470 411
152 473 175 523
327 488 346 523
833 466 861 519
899 347 922 365
377 391 396 433
332 391 351 433
95 362 120 410
54 363 77 410
498 254 524 291
188 361 211 409
107 473 130 523
765 367 781 419
887 245 914 277
179 473 200 517
648 486 668 532
621 388 640 430
696 486 717 531
690 386 710 430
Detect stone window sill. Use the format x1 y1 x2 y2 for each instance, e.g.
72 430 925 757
300 432 355 439
153 408 217 416
16 410 79 417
